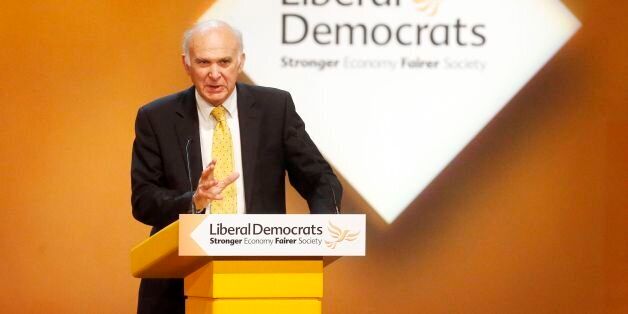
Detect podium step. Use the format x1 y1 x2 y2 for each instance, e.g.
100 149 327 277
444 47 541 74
186 297 321 314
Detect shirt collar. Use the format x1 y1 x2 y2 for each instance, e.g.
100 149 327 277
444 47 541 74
195 86 238 122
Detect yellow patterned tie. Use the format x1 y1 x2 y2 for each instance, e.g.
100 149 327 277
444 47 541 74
210 106 237 214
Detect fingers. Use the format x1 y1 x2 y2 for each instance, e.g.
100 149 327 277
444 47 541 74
197 179 218 191
195 190 224 201
199 160 216 181
213 172 239 189
222 172 240 186
195 162 239 205
193 183 224 209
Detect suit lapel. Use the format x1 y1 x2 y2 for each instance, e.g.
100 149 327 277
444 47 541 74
237 83 261 212
175 87 203 191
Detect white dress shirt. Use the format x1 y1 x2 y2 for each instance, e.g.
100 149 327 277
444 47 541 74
195 88 246 214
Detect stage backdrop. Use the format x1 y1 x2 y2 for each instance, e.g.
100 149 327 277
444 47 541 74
0 0 626 313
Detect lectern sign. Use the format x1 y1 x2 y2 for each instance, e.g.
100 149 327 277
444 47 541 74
179 214 366 256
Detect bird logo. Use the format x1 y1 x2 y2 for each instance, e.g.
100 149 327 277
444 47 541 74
415 0 442 16
325 221 360 249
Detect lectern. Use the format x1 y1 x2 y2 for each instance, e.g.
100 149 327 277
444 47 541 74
131 214 366 314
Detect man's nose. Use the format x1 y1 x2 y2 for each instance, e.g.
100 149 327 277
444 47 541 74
208 66 220 80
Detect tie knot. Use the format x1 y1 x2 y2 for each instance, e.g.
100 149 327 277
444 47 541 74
211 106 228 124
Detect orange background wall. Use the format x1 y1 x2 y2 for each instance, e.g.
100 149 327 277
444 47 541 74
0 1 625 313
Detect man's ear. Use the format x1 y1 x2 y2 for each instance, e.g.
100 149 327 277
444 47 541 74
238 53 246 73
182 54 191 75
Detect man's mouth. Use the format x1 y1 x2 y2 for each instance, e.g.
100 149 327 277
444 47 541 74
205 85 224 93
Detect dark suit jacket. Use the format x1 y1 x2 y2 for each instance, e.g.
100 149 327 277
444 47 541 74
131 83 342 314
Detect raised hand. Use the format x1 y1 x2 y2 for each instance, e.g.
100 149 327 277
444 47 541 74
192 159 239 210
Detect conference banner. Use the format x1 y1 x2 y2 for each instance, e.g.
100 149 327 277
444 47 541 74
200 0 580 223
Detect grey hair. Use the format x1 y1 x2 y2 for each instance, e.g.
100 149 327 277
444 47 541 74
182 19 244 65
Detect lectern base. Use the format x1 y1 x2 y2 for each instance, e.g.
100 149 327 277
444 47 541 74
183 259 323 314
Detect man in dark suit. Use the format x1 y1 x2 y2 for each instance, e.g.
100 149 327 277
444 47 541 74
131 20 342 314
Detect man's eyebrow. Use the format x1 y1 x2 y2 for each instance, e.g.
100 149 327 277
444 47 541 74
194 57 233 63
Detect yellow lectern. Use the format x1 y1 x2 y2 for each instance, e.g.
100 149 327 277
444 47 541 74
131 220 329 314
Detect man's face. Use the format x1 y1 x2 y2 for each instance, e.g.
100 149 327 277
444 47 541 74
183 27 245 106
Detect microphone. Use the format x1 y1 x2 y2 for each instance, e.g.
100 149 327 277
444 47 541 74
327 177 340 215
185 138 193 193
185 138 199 214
